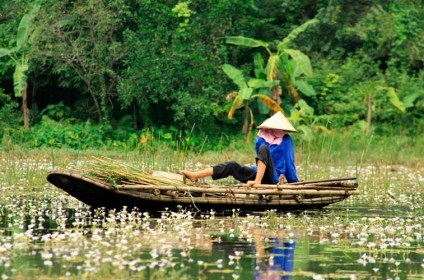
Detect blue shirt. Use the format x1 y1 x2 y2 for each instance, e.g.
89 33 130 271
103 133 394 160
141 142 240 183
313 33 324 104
252 134 299 183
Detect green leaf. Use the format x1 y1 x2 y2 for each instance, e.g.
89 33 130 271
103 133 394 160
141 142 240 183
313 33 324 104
17 14 32 49
298 99 315 115
13 63 29 97
278 18 319 50
253 53 266 79
292 60 303 78
0 48 13 58
284 49 313 76
222 64 247 90
403 93 419 108
248 78 265 88
16 3 41 49
247 79 279 89
387 88 405 112
297 125 314 141
239 88 253 100
262 80 280 88
290 108 300 123
225 36 269 48
294 80 316 96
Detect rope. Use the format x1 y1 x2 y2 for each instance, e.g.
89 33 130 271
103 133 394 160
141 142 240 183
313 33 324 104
184 187 200 212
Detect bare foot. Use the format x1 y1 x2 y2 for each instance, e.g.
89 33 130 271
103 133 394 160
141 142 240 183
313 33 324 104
180 170 198 182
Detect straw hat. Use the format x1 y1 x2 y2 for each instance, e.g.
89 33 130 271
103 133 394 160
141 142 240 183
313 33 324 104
257 112 297 132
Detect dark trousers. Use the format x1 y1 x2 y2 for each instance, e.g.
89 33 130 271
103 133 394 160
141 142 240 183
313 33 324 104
212 145 275 184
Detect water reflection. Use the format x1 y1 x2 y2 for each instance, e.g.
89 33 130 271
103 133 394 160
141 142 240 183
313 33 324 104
210 231 296 280
256 238 295 280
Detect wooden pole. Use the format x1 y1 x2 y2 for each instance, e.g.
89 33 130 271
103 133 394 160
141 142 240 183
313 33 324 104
288 177 357 185
117 184 359 196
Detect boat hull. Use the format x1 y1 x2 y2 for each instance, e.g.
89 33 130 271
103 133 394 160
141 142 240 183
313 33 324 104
47 170 358 214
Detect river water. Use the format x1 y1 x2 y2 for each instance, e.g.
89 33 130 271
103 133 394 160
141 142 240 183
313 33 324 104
0 164 423 279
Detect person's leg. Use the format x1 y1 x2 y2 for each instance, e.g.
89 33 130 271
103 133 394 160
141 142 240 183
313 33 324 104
181 161 255 183
256 145 275 184
212 161 255 183
180 167 213 182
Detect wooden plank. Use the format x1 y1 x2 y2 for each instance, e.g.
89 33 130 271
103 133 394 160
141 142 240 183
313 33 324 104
152 171 184 184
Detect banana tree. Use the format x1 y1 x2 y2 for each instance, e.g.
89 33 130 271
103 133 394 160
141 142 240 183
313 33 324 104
223 63 281 141
0 3 41 129
225 18 318 128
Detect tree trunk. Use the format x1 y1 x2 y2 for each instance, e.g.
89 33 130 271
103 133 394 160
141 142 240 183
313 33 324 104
242 106 249 134
22 86 29 130
366 92 373 135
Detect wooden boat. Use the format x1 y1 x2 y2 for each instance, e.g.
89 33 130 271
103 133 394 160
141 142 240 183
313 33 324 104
46 169 359 214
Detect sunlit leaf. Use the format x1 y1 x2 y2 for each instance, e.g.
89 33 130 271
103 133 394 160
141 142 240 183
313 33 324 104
248 78 265 88
228 96 244 119
225 36 269 48
290 108 300 123
386 87 405 112
252 94 284 114
284 49 313 76
239 88 253 100
222 64 247 89
266 55 281 81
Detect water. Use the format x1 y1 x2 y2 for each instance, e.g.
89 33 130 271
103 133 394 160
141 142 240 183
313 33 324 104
0 163 423 279
0 195 423 279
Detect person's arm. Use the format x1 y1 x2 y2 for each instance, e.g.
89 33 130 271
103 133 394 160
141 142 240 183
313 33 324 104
247 160 266 186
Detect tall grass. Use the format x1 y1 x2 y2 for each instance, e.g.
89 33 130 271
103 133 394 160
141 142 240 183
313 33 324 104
1 129 422 201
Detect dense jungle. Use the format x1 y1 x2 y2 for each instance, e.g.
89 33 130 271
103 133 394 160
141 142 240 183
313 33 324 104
1 0 423 151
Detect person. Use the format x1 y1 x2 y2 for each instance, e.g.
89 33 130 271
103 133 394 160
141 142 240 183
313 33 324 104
180 111 299 186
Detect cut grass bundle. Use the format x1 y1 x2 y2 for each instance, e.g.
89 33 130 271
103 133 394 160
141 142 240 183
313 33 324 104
70 156 182 187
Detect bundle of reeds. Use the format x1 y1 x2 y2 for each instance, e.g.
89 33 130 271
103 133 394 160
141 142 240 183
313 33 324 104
70 156 182 187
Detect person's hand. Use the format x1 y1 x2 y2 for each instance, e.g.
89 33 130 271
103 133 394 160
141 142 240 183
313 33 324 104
246 180 261 187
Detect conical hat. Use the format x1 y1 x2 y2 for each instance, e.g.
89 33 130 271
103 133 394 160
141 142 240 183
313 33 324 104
257 112 297 132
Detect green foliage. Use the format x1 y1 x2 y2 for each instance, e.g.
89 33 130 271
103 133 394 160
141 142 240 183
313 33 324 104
1 0 424 144
346 1 424 71
0 88 20 139
36 0 133 123
118 0 260 130
0 2 40 98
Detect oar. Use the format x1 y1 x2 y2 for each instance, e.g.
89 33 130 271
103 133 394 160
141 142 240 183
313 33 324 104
288 177 357 185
